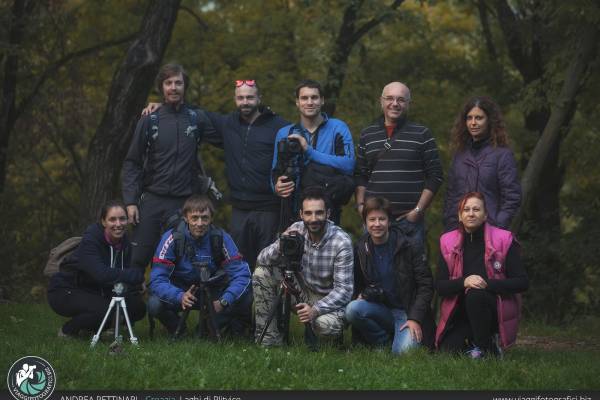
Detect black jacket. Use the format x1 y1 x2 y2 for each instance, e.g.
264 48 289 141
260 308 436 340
121 103 221 205
48 223 144 296
354 226 434 324
208 107 288 210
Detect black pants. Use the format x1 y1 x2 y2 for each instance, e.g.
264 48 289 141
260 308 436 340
230 208 279 272
48 287 146 335
131 192 187 270
439 289 498 352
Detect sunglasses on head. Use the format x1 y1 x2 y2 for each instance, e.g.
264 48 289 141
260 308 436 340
235 80 256 87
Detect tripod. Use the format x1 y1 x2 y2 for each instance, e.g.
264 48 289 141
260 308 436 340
173 265 224 341
90 283 138 348
256 261 316 346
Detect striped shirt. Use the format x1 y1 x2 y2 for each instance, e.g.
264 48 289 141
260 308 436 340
256 220 354 316
355 117 443 217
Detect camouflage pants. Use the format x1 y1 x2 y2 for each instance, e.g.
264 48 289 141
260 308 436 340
253 264 345 346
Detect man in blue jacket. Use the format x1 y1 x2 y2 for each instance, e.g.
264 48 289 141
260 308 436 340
272 79 355 227
148 195 252 336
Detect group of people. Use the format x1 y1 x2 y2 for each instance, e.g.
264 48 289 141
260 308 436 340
47 63 529 359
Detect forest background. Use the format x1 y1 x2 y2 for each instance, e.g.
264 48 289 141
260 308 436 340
1 0 599 325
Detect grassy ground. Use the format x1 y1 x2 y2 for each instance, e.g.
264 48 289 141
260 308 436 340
1 303 599 390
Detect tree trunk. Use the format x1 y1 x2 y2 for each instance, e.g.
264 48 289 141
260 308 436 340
0 0 36 193
78 0 181 226
322 0 404 116
511 25 598 233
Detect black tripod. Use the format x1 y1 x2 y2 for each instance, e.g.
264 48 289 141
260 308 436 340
173 263 225 341
256 260 317 346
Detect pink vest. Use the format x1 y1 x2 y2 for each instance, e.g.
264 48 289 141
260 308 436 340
436 223 522 349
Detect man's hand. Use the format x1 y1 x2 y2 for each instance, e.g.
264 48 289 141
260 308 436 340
405 320 422 343
181 285 197 310
127 205 140 225
212 300 224 313
275 176 295 198
405 208 422 223
141 102 161 116
296 303 317 323
287 133 308 152
464 274 488 289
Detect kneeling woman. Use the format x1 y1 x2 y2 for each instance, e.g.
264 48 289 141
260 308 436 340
48 200 146 337
436 192 528 357
346 197 435 354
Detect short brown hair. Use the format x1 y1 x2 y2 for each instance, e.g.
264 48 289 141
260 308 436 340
295 79 323 98
155 63 189 97
362 197 391 222
182 194 215 217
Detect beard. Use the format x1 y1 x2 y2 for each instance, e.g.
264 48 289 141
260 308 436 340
238 104 258 117
303 219 326 237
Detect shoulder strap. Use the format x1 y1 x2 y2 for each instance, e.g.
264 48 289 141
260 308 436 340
209 225 226 266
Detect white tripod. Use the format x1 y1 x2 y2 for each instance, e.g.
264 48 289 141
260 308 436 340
90 283 139 348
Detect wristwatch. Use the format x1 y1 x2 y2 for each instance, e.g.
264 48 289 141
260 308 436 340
219 298 229 308
414 205 422 214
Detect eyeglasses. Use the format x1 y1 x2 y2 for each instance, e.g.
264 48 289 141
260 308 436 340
382 96 409 104
235 80 256 87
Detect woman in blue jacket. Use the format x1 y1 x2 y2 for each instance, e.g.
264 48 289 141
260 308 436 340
443 96 521 231
48 200 145 338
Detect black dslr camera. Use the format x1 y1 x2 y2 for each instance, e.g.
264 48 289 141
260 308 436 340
362 284 386 303
280 231 304 271
278 137 303 156
191 261 226 286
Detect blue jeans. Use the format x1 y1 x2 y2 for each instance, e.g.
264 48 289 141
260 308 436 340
345 299 417 354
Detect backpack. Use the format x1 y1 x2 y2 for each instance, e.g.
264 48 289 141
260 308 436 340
145 108 222 202
43 236 82 277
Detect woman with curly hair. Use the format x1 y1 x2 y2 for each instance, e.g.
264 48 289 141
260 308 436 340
443 96 521 231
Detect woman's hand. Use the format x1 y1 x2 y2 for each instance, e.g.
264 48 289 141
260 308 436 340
141 102 161 116
464 274 488 289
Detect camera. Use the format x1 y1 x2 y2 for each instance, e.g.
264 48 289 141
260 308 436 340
191 261 226 286
278 137 303 156
113 282 128 296
362 284 386 303
280 232 304 271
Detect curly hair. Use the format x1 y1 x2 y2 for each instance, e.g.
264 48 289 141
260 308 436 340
450 96 509 153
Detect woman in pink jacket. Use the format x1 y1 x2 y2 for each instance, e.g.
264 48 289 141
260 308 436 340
436 192 528 358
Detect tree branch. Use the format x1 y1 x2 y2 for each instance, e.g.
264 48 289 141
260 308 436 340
179 5 209 30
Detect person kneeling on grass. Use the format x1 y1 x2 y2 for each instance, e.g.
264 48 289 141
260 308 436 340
47 200 146 338
436 191 529 358
346 196 435 354
147 194 252 337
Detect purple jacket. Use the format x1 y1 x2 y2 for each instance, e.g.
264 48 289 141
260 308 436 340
443 140 521 231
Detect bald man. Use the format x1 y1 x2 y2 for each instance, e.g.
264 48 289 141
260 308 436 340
354 82 443 244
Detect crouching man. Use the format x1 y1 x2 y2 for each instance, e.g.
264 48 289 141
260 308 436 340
253 186 353 347
346 197 435 354
148 195 252 337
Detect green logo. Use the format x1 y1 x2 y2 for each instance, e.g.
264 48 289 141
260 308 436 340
7 356 56 400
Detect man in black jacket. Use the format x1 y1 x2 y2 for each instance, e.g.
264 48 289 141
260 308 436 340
345 196 435 354
141 80 288 271
122 64 221 270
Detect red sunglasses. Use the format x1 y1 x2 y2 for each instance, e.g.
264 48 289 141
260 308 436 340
235 80 256 87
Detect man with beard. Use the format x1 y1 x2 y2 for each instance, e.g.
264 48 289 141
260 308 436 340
143 80 288 271
354 82 443 244
253 186 354 347
123 64 220 271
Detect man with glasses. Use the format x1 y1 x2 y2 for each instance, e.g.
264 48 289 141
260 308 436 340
354 81 443 244
142 80 288 272
272 79 355 227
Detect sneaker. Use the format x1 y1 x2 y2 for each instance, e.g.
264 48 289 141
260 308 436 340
57 327 71 338
465 345 484 359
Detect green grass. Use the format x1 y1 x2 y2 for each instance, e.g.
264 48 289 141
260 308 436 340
1 303 599 390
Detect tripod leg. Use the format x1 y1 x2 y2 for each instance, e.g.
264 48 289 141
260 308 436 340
204 288 221 341
114 301 121 343
118 298 139 346
257 284 285 345
174 308 191 339
281 291 291 345
90 298 116 348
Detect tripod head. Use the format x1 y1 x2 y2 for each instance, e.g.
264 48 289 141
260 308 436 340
190 260 227 287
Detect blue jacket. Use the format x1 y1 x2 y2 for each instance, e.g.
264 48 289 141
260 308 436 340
208 107 288 210
149 225 251 306
271 113 355 191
